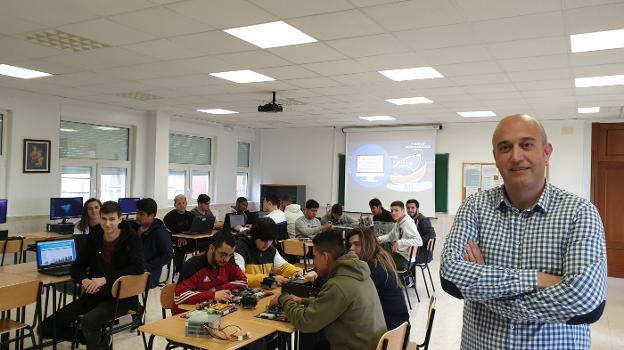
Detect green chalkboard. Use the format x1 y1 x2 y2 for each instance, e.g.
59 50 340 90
435 153 449 213
338 153 345 206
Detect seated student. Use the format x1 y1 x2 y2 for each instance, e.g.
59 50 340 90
406 199 436 263
42 201 145 350
190 194 215 220
295 199 331 239
173 231 247 314
347 228 409 331
133 198 173 289
278 194 292 211
234 217 302 287
271 230 387 350
263 193 286 224
163 194 194 274
228 196 251 219
377 201 422 271
321 203 358 227
369 198 394 223
74 198 102 234
282 195 304 238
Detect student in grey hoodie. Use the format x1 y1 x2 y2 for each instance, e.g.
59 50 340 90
284 202 304 238
295 199 331 239
271 230 387 350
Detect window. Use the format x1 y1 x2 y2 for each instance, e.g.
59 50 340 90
168 133 213 203
60 121 132 201
236 142 250 197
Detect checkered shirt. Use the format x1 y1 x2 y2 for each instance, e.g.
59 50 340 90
441 182 607 350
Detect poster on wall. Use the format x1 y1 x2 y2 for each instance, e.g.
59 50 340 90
23 139 51 173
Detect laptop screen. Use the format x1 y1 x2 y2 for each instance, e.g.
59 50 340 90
228 214 246 227
36 239 77 269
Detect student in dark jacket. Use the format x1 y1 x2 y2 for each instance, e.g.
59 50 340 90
41 201 145 350
369 198 394 223
163 194 194 274
346 227 410 331
133 198 173 288
406 199 436 263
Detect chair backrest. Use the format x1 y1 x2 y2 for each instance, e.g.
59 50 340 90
417 295 437 350
160 283 176 313
376 321 410 350
111 272 151 300
0 280 42 312
282 239 307 256
396 246 416 273
0 236 26 266
275 222 288 240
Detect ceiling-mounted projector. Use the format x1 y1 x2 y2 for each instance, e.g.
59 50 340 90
258 91 283 113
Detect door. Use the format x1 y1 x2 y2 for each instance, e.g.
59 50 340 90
591 123 624 278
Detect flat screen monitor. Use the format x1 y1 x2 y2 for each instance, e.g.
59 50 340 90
50 197 83 222
0 199 7 224
119 197 140 215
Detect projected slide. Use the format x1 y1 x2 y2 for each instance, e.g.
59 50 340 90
345 129 437 216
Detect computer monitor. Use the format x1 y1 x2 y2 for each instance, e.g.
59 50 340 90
0 199 7 224
119 197 140 215
50 197 83 223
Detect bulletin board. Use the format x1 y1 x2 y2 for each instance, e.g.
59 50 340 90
461 163 503 201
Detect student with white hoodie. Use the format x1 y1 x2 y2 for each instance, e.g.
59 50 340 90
284 202 304 238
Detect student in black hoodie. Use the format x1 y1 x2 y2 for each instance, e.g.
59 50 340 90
133 198 173 288
41 201 145 350
163 194 194 274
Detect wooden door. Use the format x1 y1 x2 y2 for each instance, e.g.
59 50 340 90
592 123 624 278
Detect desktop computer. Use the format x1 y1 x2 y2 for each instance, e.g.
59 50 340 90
48 197 82 233
0 199 8 239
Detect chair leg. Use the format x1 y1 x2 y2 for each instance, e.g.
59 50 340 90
420 268 430 298
426 265 436 292
403 282 412 310
411 272 420 303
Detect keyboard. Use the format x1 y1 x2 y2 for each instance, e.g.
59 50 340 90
39 266 71 276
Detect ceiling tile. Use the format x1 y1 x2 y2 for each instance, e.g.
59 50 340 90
303 59 369 76
0 13 45 35
288 10 384 40
167 0 277 29
123 39 202 60
2 0 97 27
451 73 510 86
169 31 258 55
42 47 157 70
215 51 291 69
362 0 466 32
564 2 624 34
563 0 624 9
248 0 353 18
472 12 565 43
514 79 574 91
55 0 156 16
507 68 572 82
110 7 213 37
356 52 430 70
327 34 407 58
500 54 569 72
255 65 319 80
570 48 624 66
487 36 569 59
394 23 481 50
268 42 347 64
175 56 243 74
455 0 561 20
0 37 64 61
59 19 156 46
436 61 501 76
285 77 342 89
421 45 492 64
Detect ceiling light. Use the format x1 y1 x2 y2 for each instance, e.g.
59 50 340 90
210 70 275 84
378 67 443 81
575 74 624 88
578 107 600 114
224 21 317 49
571 29 624 53
386 97 433 105
0 64 51 79
60 128 78 132
94 126 120 131
197 109 239 115
359 116 396 121
457 111 496 118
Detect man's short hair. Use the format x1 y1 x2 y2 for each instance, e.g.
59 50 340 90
136 198 157 216
390 200 404 210
250 217 277 242
406 199 419 208
197 194 211 204
368 198 382 208
280 195 292 203
174 194 186 203
306 199 320 209
312 230 345 260
210 231 236 250
236 197 248 204
101 201 121 217
331 203 343 215
263 194 278 206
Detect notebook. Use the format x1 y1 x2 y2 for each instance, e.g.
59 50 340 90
36 239 77 276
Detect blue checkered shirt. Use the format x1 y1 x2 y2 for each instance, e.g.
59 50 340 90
441 182 607 350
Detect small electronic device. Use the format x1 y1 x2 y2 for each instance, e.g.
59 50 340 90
185 310 221 337
255 305 288 322
188 216 215 234
36 239 77 276
282 278 320 298
261 275 276 290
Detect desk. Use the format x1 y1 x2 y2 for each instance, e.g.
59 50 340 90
280 239 313 248
173 231 218 255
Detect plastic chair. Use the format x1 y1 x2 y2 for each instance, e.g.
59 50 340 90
396 246 419 309
0 280 43 350
282 239 312 272
375 321 410 350
415 295 436 350
0 236 26 266
413 238 436 298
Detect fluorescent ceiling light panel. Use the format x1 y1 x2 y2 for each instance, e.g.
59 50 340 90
571 29 624 53
0 64 51 79
359 116 396 121
386 97 433 105
197 109 239 115
210 70 275 83
378 67 443 81
60 128 78 132
578 107 600 114
457 111 496 118
224 21 317 49
575 74 624 87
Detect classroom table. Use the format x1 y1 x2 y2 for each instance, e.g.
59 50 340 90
173 230 218 255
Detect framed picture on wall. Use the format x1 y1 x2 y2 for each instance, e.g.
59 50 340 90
23 139 51 173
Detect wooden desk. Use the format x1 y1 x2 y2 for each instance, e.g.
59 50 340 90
18 232 73 246
0 261 72 285
172 231 217 240
280 239 313 248
140 312 276 350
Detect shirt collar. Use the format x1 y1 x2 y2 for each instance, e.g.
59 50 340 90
495 181 552 214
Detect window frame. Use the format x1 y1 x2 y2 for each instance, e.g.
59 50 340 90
236 141 251 198
168 132 214 205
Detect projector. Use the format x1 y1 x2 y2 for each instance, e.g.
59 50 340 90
258 91 283 113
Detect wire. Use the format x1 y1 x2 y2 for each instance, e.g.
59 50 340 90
202 323 249 341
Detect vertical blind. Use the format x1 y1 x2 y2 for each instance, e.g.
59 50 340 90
60 121 129 161
169 133 211 165
237 142 250 168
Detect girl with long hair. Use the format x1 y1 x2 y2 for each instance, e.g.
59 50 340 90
74 198 102 234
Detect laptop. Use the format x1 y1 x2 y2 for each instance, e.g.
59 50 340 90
36 239 77 276
188 216 215 234
373 221 394 236
228 214 246 229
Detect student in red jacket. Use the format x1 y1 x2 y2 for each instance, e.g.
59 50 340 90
173 231 247 314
